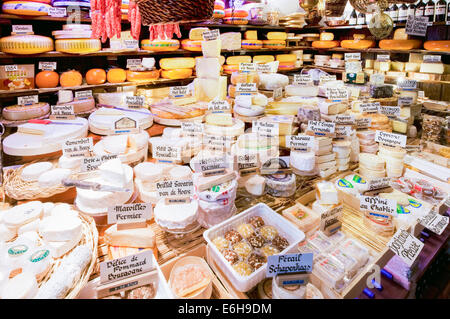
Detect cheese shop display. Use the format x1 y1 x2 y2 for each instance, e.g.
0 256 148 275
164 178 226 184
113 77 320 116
0 0 450 302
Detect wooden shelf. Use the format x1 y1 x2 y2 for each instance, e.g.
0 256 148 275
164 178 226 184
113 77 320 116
187 22 288 31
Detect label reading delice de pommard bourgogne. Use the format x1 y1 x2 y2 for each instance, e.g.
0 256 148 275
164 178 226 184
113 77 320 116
100 250 154 284
156 180 194 198
388 229 424 267
107 203 152 225
360 195 396 218
62 137 93 158
375 130 407 148
81 154 118 172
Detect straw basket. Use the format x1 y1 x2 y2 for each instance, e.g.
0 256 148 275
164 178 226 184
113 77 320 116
325 0 349 17
135 0 215 25
3 161 74 200
349 0 415 14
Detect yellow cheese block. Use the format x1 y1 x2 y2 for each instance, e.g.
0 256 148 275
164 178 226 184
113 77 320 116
267 32 287 41
194 77 227 102
320 32 334 41
1 35 53 54
262 40 286 49
244 30 258 40
420 62 444 74
205 113 233 126
393 28 409 40
189 27 209 40
374 61 391 72
391 61 405 72
159 57 195 70
253 55 275 64
55 38 100 54
276 54 297 63
226 55 251 65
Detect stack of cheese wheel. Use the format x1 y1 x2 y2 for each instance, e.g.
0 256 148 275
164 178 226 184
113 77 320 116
161 127 202 157
233 93 268 120
2 1 51 16
276 54 296 71
223 8 248 25
340 34 375 50
194 169 238 229
424 40 450 52
290 147 317 176
134 162 175 205
377 144 406 178
181 27 209 52
159 57 194 79
2 102 50 122
0 34 53 55
212 0 225 18
314 137 337 178
264 157 296 197
126 57 160 82
261 32 287 50
253 55 275 64
223 55 251 75
357 130 378 154
333 140 352 172
379 28 422 51
88 107 153 135
312 32 340 49
359 153 386 180
53 24 101 54
141 39 180 52
366 113 391 132
229 70 259 98
240 29 262 49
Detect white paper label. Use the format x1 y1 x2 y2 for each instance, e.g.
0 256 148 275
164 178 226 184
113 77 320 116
375 130 407 148
239 63 257 72
237 153 259 171
368 177 391 191
181 122 203 135
203 134 233 151
107 203 152 225
62 137 93 158
51 105 75 119
38 62 57 71
377 54 390 62
370 73 385 85
273 87 283 101
256 61 279 73
75 90 92 99
123 39 139 49
388 229 424 267
285 135 314 151
360 102 380 114
326 88 349 100
320 204 343 233
12 25 33 34
126 96 145 108
49 7 66 17
208 100 230 113
169 86 189 98
360 195 397 218
405 15 428 37
100 251 154 284
356 117 371 129
126 59 142 69
253 121 279 138
17 95 38 106
423 55 441 63
418 211 449 236
380 106 401 118
156 180 194 198
398 79 417 90
153 145 181 162
202 29 220 41
334 114 355 125
266 253 313 277
345 52 361 61
307 120 336 135
236 83 257 93
293 74 313 86
197 156 228 175
80 154 119 172
4 65 18 72
398 96 414 106
335 125 352 138
418 91 425 99
320 75 337 85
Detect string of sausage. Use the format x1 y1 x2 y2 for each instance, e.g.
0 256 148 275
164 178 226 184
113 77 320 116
148 23 181 41
128 1 141 40
91 0 122 42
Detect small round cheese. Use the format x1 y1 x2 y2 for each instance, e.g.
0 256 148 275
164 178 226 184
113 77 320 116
58 155 82 170
154 198 198 230
291 150 315 172
38 168 72 188
3 201 43 228
359 153 385 170
1 272 38 299
21 162 53 182
133 162 163 182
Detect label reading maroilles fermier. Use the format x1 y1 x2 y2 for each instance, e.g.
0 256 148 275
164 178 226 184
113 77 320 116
38 62 57 71
253 121 279 138
100 250 154 284
375 130 407 148
360 195 396 219
50 104 75 120
418 211 449 236
81 154 118 172
62 137 93 158
107 203 152 225
388 229 424 267
266 253 313 277
156 180 194 198
152 145 181 162
208 100 230 113
285 135 314 151
307 120 336 136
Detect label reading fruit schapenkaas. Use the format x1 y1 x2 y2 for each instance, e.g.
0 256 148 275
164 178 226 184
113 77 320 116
62 137 93 158
320 204 343 234
360 195 396 218
375 130 407 148
156 180 194 199
398 96 414 106
380 106 401 118
355 117 372 129
202 29 220 41
319 75 337 85
38 62 57 71
236 83 257 94
285 135 314 151
169 86 189 98
388 229 424 267
17 95 38 106
239 63 257 72
126 59 142 69
293 74 313 86
51 105 75 120
376 54 390 62
370 73 385 85
49 7 66 17
334 114 355 125
153 145 181 162
368 177 391 191
398 79 417 89
345 52 361 61
405 15 428 37
75 90 92 100
208 100 230 113
360 102 380 113
12 25 32 34
326 88 349 101
108 203 152 225
418 211 449 236
81 154 118 172
266 253 313 277
253 121 280 138
126 96 145 109
100 250 154 284
256 61 279 74
307 120 336 135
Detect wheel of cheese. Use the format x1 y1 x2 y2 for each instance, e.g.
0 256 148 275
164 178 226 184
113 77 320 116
60 70 82 87
230 72 259 85
379 39 422 50
423 41 450 52
262 40 286 49
241 40 263 49
340 40 375 49
181 39 202 51
126 69 160 82
276 54 297 63
214 0 225 9
2 102 50 121
107 68 126 83
223 17 248 25
311 40 340 49
224 8 248 18
213 9 225 18
2 1 51 16
223 64 239 75
159 57 195 70
35 71 59 88
228 84 237 98
161 68 193 80
253 55 275 63
0 35 53 54
278 62 296 70
55 38 101 54
141 39 180 52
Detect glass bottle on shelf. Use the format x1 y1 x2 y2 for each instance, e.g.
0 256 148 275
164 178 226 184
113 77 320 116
424 0 435 22
447 0 450 21
390 4 399 22
384 5 391 17
357 11 366 25
399 3 408 22
349 9 357 25
435 0 446 21
407 2 416 17
416 0 426 16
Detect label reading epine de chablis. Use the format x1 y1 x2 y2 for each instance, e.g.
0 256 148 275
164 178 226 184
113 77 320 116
153 145 181 162
355 117 371 129
334 114 355 125
360 102 380 114
320 204 343 235
326 88 349 101
17 95 38 106
126 96 145 109
285 135 314 151
253 121 279 138
198 156 227 177
360 195 397 219
293 74 313 86
75 90 92 100
99 250 154 284
170 86 189 98
418 211 449 236
266 253 313 278
375 130 407 148
388 229 424 267
208 100 230 113
50 104 75 120
380 106 401 118
49 7 66 17
156 180 194 204
62 137 93 158
12 25 33 34
81 154 118 172
38 62 57 71
107 203 152 225
307 120 336 136
202 29 220 41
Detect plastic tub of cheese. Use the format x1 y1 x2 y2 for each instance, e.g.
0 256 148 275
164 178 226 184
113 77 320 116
203 203 305 292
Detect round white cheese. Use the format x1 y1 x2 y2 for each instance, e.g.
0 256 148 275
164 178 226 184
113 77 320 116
169 166 192 180
134 162 163 182
291 150 315 172
38 168 72 188
21 162 53 182
1 272 38 299
2 201 43 228
58 155 82 170
39 215 82 242
154 198 198 230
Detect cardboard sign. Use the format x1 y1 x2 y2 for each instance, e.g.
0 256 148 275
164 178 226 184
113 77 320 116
49 7 66 17
239 63 257 72
126 96 145 109
398 79 417 90
197 156 228 177
380 106 401 118
418 211 449 236
388 229 424 267
169 86 189 98
62 137 93 158
12 25 33 34
75 90 92 100
375 130 407 148
405 15 428 37
360 102 380 114
334 114 355 125
356 117 371 129
294 74 313 86
17 95 38 106
360 195 396 218
152 145 181 162
236 83 257 94
253 121 279 138
307 120 336 136
99 250 154 285
156 180 194 203
285 135 314 151
320 204 343 235
107 203 152 225
38 62 57 71
367 177 391 191
202 29 220 41
326 88 349 100
80 154 118 172
208 100 230 113
266 253 313 277
50 104 75 120
345 52 361 61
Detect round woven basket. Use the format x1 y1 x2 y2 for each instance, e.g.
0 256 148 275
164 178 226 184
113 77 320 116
350 0 415 13
326 0 349 17
135 0 215 25
3 160 74 200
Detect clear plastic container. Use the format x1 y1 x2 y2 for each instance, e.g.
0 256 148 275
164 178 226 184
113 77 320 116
203 203 305 292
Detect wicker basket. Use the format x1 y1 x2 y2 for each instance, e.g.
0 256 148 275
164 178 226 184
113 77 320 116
326 0 349 17
350 0 415 13
136 0 215 25
3 160 74 200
